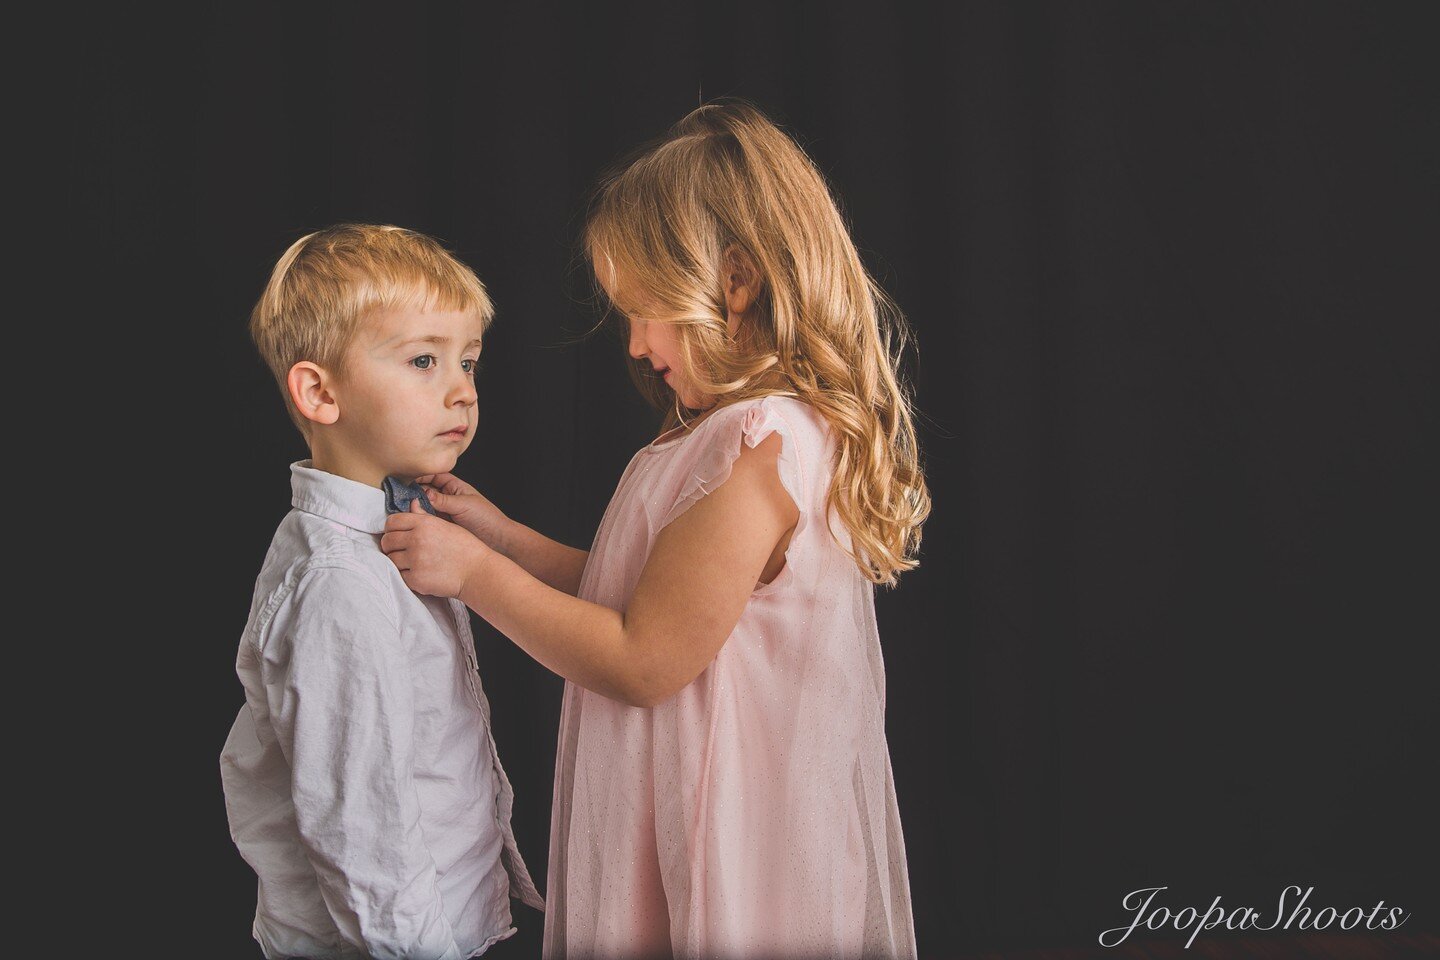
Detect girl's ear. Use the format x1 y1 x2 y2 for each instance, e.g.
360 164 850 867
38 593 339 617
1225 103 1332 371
721 245 762 320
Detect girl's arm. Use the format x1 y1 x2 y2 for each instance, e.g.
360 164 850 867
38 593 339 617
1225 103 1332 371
418 472 589 596
491 518 590 597
455 433 797 706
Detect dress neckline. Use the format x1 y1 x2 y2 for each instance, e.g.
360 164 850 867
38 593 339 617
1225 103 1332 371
645 427 689 451
641 395 798 454
642 403 733 453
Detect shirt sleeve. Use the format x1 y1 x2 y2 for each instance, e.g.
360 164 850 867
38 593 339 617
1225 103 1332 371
266 562 463 960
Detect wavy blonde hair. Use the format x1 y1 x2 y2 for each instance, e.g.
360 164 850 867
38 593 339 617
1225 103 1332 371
585 101 931 586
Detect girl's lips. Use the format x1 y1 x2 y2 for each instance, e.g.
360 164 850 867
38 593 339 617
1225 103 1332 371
439 429 467 440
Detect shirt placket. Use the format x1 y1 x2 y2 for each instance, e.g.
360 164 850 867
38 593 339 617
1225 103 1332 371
446 600 546 912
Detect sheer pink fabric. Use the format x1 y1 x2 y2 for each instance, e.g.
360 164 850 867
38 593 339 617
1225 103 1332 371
543 396 916 960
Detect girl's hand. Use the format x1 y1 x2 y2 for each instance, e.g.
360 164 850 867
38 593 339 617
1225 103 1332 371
414 471 511 551
381 500 493 599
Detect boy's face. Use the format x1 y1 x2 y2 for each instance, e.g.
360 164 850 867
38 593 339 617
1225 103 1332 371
314 306 485 487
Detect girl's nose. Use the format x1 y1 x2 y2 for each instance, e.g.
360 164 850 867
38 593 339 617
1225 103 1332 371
626 317 648 360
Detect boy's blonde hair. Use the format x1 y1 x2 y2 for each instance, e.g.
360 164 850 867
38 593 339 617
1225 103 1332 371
250 223 494 440
585 100 931 587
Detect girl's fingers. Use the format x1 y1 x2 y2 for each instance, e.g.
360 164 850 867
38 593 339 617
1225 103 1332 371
417 471 477 500
380 526 413 554
433 471 476 495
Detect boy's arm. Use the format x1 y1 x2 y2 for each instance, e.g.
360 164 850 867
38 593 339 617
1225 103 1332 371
267 564 464 960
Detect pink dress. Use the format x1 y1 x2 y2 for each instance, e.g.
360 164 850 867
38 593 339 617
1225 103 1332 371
542 395 917 960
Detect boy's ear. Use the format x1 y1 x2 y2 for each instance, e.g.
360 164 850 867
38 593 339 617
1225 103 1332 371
721 245 762 331
286 361 341 427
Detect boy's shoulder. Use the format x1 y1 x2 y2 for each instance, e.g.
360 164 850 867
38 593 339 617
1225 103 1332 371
242 509 402 648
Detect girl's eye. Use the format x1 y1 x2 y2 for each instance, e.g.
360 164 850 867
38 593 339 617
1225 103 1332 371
462 358 481 376
411 355 436 370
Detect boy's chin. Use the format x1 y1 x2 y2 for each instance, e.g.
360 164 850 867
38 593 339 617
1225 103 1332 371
388 454 460 482
422 452 463 476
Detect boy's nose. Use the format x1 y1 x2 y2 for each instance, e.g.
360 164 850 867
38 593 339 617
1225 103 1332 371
449 372 478 406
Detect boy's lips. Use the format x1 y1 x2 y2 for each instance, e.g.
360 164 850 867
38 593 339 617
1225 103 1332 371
438 425 468 440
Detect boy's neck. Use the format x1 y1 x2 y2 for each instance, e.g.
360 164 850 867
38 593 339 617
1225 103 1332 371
309 444 407 490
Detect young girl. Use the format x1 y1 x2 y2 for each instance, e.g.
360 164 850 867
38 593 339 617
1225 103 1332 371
383 101 931 959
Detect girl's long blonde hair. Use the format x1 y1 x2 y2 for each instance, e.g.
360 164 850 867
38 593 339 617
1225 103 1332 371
585 100 931 586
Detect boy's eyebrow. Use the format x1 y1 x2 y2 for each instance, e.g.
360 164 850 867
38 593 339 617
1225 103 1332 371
385 334 485 349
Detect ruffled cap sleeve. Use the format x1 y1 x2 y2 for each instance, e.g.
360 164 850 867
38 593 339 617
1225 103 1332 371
655 398 810 566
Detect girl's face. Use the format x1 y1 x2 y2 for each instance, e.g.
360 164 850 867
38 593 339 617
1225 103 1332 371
624 314 713 410
600 251 759 412
599 264 717 410
597 244 761 416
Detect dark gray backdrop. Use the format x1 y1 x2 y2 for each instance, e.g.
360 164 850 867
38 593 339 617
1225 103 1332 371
75 1 1438 955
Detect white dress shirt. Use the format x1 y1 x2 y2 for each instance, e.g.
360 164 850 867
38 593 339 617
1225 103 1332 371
221 459 544 960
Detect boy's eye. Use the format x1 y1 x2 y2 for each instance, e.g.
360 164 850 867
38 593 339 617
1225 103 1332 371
462 358 480 376
411 355 436 370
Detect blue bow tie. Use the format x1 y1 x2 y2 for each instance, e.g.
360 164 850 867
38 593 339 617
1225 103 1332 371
382 476 438 516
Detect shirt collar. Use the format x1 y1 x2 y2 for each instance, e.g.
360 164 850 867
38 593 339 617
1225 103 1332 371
290 459 388 535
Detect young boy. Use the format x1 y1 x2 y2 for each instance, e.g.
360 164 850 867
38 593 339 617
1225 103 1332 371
220 224 543 960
